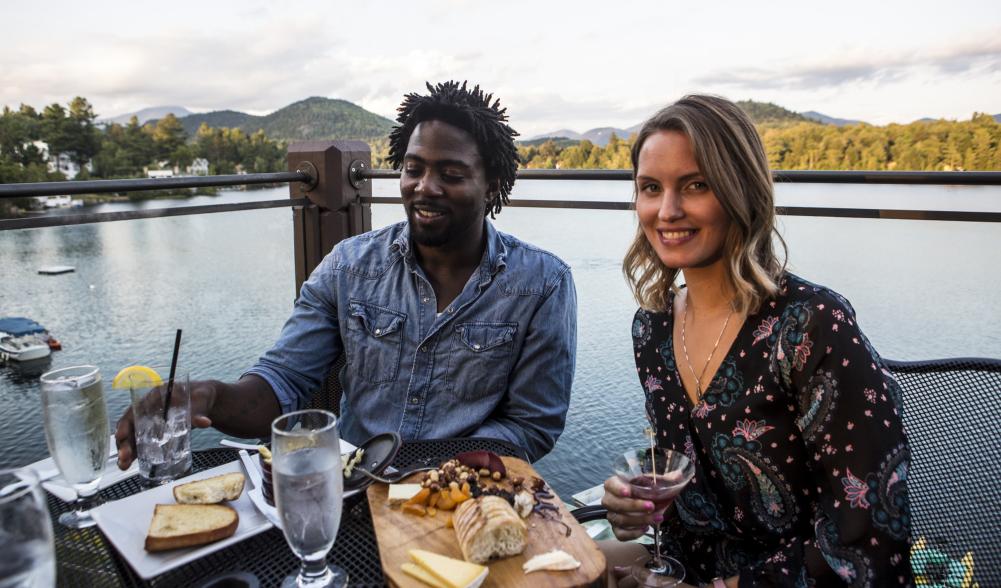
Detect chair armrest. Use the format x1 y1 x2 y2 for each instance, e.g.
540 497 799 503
571 504 609 523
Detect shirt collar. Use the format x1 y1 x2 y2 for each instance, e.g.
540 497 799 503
390 220 507 279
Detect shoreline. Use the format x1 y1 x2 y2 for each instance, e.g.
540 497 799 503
1 184 285 219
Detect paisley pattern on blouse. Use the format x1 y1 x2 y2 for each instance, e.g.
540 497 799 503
632 309 653 349
815 517 876 588
867 443 911 541
702 356 743 408
771 300 815 387
675 487 727 533
656 338 679 376
796 369 839 441
631 274 912 586
711 430 799 531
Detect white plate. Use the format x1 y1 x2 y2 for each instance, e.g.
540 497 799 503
90 461 273 580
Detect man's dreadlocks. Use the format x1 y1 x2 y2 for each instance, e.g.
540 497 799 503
387 81 520 218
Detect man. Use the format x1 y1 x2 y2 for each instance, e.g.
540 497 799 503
115 81 576 464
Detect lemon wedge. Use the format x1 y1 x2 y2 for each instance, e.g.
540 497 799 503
112 365 163 390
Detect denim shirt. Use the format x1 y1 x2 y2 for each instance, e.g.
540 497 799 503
245 220 576 462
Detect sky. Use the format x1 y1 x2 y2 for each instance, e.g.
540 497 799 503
2 0 999 137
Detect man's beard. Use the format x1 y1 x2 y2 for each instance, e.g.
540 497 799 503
410 223 452 247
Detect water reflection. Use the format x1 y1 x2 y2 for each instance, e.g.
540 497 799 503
1 357 52 382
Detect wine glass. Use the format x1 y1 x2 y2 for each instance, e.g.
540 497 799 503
272 409 347 588
39 365 109 528
613 447 695 587
0 469 56 588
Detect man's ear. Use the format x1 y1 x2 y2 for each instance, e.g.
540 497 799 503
485 178 501 204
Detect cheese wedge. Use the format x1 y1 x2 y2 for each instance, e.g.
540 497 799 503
401 562 449 588
523 549 581 573
408 549 488 588
388 483 423 505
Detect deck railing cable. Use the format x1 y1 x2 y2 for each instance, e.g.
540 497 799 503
2 166 1001 233
359 168 1001 223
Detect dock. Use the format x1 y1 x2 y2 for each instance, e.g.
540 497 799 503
37 265 75 275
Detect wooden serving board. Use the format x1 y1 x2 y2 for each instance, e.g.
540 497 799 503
368 456 606 587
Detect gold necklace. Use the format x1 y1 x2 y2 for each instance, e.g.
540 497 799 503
681 296 735 399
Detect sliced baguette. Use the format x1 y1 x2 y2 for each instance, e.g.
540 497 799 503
453 496 526 564
173 472 245 504
144 504 239 552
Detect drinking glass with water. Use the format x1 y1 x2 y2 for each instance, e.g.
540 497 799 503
113 365 192 486
0 469 56 588
272 409 347 588
39 364 109 528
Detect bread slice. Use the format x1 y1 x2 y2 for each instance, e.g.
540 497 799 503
173 473 245 504
453 496 526 564
144 504 239 552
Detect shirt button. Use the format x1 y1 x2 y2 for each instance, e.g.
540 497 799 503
375 328 381 335
447 307 454 313
473 344 481 350
422 298 429 303
410 396 419 404
420 345 428 352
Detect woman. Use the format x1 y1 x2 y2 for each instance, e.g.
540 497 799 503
602 95 912 587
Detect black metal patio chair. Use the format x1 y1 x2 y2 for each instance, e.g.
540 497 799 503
572 357 1001 585
309 354 347 416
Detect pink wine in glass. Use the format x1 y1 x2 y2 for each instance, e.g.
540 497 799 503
629 474 684 512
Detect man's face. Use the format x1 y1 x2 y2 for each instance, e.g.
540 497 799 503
400 120 497 248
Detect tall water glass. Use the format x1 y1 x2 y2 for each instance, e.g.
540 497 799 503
39 365 109 528
0 469 56 588
272 409 347 588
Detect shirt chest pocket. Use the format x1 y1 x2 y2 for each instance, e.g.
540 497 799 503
345 300 406 384
446 322 518 399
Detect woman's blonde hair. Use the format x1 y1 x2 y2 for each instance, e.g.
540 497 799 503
623 94 786 314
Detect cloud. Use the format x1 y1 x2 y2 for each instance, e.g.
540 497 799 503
695 35 1001 90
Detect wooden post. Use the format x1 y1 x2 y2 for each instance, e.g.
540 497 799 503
287 141 372 295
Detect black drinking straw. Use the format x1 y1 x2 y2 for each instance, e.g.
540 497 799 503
149 329 182 480
161 329 183 421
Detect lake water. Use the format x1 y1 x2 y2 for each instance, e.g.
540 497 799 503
2 180 999 498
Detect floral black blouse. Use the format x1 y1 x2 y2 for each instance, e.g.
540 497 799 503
631 274 912 587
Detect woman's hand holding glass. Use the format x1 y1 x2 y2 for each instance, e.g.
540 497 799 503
602 474 667 541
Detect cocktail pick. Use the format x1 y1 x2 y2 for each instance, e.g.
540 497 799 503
645 427 657 483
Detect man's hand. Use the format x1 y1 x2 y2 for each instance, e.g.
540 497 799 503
602 475 668 542
114 380 218 470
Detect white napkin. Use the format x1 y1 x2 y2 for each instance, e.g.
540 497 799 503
19 436 140 502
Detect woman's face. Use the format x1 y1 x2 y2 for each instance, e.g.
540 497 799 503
635 130 731 271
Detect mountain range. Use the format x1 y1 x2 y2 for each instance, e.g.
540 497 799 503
103 99 1000 146
104 97 394 142
529 101 864 146
100 106 192 125
800 111 863 126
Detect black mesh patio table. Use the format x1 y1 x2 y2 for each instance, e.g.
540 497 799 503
47 437 526 587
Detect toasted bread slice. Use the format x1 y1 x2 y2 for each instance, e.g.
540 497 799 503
144 504 239 552
172 472 245 504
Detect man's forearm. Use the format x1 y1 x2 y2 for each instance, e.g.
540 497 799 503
208 375 282 439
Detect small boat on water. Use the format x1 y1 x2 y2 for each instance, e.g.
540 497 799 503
0 317 60 362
